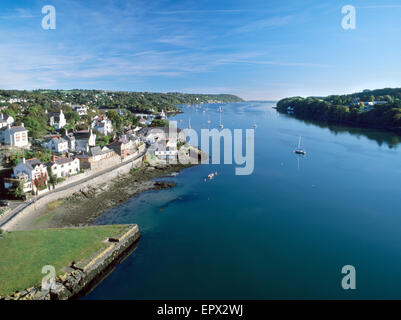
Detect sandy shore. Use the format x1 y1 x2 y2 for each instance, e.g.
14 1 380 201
9 163 193 231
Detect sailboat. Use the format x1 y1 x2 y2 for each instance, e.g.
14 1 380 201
293 136 306 155
253 120 258 129
188 118 191 130
219 112 224 129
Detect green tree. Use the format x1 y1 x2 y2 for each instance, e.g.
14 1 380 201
8 180 26 200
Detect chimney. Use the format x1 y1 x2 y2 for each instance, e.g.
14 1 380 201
21 122 24 127
67 152 71 159
51 154 56 163
22 157 26 164
64 128 68 136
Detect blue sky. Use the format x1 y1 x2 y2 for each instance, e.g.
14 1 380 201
1 0 401 100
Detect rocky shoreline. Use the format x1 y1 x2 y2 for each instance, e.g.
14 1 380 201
15 162 195 231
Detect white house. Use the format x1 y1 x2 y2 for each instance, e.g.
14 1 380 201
74 129 97 153
73 105 88 116
0 114 14 128
3 123 29 148
4 158 48 193
42 136 69 154
92 116 113 135
62 129 76 151
47 155 80 178
46 109 66 129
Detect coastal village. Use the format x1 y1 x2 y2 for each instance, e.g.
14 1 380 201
0 90 241 300
0 102 183 208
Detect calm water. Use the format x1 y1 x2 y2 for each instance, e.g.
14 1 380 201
85 102 401 299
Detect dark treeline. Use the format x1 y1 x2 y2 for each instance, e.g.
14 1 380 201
0 89 243 114
276 88 401 132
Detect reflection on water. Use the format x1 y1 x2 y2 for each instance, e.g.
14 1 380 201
281 114 401 149
85 101 401 300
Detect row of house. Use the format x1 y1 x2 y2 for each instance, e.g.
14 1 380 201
41 129 97 154
138 127 184 161
4 127 144 195
4 154 81 195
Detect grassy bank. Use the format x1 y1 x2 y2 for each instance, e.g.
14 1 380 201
0 225 128 296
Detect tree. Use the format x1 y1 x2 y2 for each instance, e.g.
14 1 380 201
106 110 123 131
47 166 57 187
8 180 26 200
65 111 80 126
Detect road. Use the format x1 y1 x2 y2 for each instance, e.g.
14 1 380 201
0 149 146 229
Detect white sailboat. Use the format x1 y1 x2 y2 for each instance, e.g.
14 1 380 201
188 118 191 130
219 112 224 129
253 119 258 129
293 136 306 155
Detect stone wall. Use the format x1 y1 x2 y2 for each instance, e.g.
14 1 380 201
2 224 141 300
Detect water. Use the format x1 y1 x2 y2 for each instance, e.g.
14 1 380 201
85 102 401 299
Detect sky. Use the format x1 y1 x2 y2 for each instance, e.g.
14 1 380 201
1 0 401 100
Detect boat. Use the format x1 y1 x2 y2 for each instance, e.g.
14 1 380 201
188 118 191 130
253 120 257 129
219 113 224 129
293 136 306 155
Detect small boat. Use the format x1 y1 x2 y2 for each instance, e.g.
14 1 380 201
219 113 224 129
293 136 306 155
253 120 257 129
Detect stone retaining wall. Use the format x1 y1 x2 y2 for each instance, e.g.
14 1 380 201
2 224 141 300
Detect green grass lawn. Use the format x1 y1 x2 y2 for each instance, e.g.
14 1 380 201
0 225 128 296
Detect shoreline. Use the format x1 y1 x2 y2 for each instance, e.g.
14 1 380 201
8 162 196 231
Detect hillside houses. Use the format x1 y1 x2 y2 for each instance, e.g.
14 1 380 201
42 136 69 154
74 129 96 153
4 158 48 194
46 109 66 129
62 129 76 151
92 115 113 135
1 123 29 148
76 146 119 171
47 155 80 178
0 114 14 129
73 105 88 116
108 136 137 159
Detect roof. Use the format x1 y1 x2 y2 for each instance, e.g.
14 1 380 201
10 126 28 134
25 158 42 170
89 146 113 157
74 130 92 140
48 157 76 166
138 127 170 137
45 136 67 144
